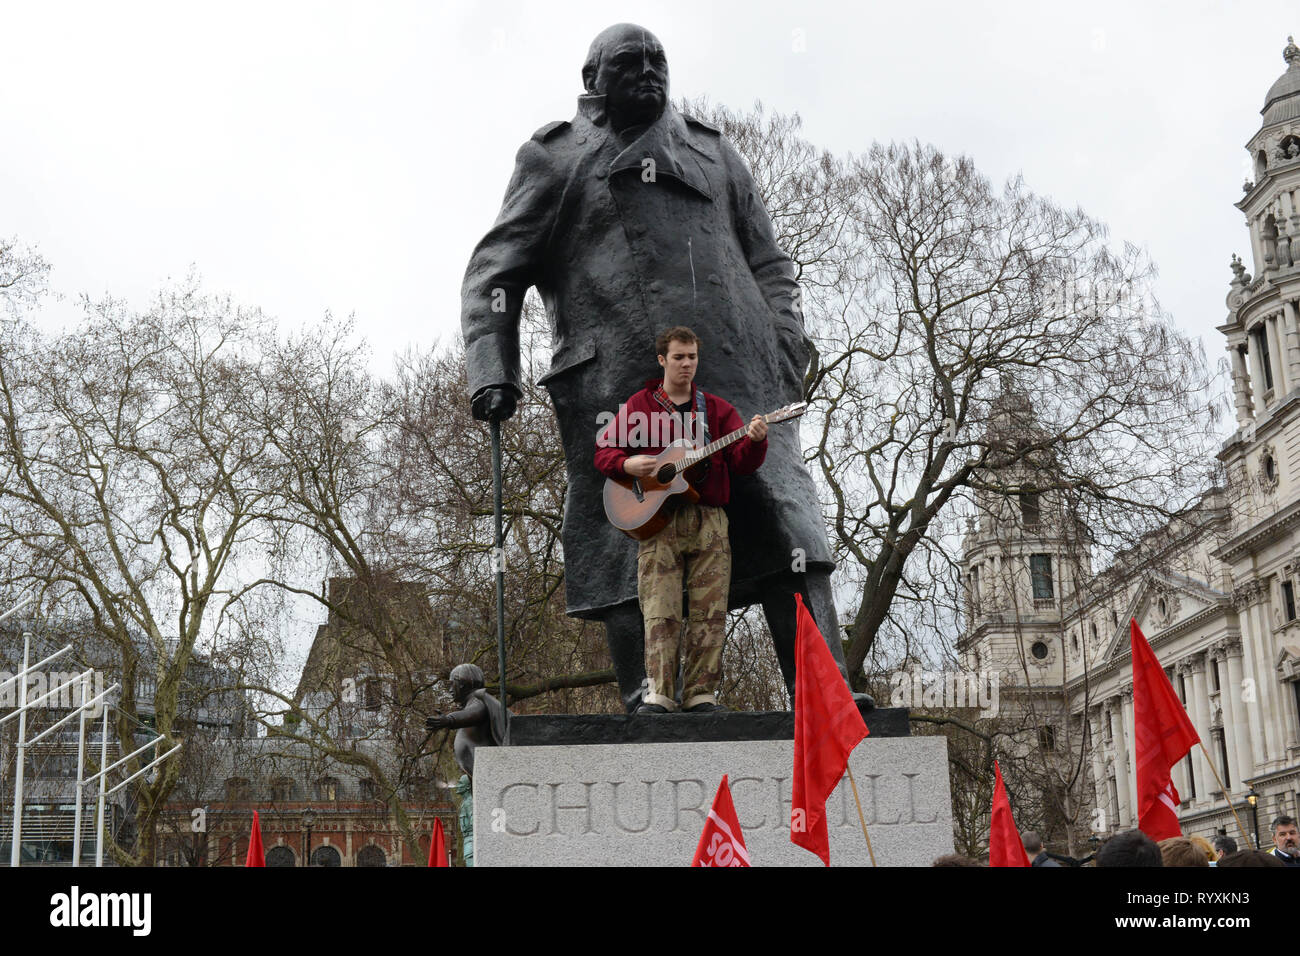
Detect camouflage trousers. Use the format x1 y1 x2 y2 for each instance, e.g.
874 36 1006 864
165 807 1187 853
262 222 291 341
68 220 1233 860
638 502 730 710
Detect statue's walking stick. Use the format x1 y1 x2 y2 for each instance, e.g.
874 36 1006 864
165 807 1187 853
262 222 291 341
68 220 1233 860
491 418 509 738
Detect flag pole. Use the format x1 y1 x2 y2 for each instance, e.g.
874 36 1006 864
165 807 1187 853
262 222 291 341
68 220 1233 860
1195 741 1254 849
844 766 877 867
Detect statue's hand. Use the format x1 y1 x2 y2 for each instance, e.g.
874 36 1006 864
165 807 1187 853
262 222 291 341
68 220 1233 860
471 387 518 423
425 714 448 731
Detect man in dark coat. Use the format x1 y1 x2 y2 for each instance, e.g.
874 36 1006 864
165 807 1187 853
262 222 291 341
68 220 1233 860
461 23 864 711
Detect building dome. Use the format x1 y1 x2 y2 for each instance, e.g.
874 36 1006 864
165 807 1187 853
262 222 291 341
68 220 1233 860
1261 36 1300 128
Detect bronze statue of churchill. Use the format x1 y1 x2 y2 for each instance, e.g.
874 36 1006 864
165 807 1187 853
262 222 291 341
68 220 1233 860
461 23 863 711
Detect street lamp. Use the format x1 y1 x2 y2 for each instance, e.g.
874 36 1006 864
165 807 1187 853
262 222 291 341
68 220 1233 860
301 807 316 868
1246 788 1259 850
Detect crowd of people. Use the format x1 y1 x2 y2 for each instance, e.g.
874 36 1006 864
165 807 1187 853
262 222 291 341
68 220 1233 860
932 815 1300 867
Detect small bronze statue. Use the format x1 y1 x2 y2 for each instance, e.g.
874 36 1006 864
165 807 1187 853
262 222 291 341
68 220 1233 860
425 663 508 778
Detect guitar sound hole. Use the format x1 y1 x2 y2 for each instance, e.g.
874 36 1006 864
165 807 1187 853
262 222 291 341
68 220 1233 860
655 463 676 484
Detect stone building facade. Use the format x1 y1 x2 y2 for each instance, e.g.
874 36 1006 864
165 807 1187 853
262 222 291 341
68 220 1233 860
960 37 1300 850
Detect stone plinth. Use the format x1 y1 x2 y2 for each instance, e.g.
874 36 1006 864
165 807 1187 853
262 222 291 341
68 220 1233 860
473 733 951 867
503 704 905 745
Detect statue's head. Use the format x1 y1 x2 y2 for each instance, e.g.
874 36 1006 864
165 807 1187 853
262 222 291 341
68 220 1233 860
449 663 485 704
582 23 668 130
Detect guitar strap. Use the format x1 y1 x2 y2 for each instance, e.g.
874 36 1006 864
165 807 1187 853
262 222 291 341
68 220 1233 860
694 387 711 446
651 386 712 444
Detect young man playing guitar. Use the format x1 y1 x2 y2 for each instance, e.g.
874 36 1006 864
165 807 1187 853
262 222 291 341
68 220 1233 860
594 327 768 714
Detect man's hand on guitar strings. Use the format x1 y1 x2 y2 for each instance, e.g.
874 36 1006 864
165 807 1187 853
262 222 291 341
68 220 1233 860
623 455 658 478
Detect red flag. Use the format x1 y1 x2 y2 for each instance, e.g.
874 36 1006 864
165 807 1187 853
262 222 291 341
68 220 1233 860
989 760 1031 867
790 592 869 866
1130 618 1200 841
691 775 751 867
245 810 265 868
428 818 449 867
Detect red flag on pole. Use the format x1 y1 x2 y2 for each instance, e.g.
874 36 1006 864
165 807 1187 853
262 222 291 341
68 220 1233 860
691 775 751 867
1130 618 1200 841
989 760 1031 867
790 592 869 866
428 818 449 867
245 810 265 867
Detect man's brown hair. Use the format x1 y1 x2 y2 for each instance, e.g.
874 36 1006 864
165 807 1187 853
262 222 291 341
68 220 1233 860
1158 836 1209 868
656 326 701 356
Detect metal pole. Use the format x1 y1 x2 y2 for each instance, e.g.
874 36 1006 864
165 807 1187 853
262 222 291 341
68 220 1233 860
10 634 29 867
491 418 507 726
96 705 108 867
73 675 88 867
0 596 33 624
0 644 73 709
104 742 182 795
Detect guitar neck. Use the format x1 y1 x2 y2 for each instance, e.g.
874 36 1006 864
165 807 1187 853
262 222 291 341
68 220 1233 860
680 423 753 471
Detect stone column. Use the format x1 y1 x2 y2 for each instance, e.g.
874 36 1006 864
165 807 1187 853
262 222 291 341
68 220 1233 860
1248 328 1269 402
1231 591 1268 773
1122 689 1137 818
1281 677 1299 752
1266 313 1286 397
1230 340 1255 427
1188 655 1215 802
1244 592 1282 767
1284 301 1300 391
1108 699 1132 828
1087 707 1109 828
1219 640 1251 790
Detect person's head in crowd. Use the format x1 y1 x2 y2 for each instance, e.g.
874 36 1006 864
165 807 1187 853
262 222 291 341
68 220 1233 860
932 853 984 866
1159 836 1209 867
1217 849 1285 867
1272 815 1299 858
1022 831 1044 855
1212 834 1238 860
1096 830 1163 867
1188 835 1217 864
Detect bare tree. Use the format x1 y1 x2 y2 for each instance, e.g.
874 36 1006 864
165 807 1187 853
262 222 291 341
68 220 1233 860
0 272 281 864
683 101 1220 685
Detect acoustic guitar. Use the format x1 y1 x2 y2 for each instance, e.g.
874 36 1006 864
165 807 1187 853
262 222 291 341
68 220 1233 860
602 402 807 540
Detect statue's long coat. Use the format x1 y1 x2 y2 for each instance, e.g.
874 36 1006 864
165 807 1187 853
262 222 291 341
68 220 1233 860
462 96 833 618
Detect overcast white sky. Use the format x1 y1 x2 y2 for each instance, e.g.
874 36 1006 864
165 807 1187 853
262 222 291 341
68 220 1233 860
2 0 1296 373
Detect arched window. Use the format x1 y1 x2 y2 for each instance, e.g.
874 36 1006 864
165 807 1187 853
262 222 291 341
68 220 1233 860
356 845 387 867
311 845 342 867
266 846 296 867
